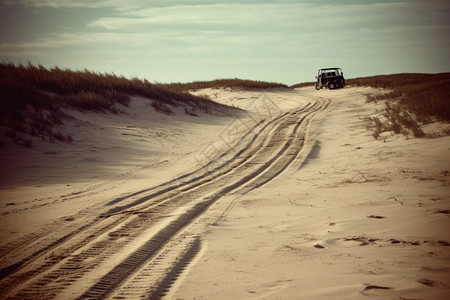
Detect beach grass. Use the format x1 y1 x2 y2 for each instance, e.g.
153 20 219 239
0 63 290 146
347 73 450 122
159 78 289 92
346 73 450 138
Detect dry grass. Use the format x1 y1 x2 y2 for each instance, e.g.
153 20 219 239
348 73 450 138
290 82 315 89
1 63 289 147
159 78 289 92
347 73 450 122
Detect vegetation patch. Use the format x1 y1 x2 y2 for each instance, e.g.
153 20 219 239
290 82 315 89
1 63 257 147
367 102 426 139
347 73 450 138
159 78 289 92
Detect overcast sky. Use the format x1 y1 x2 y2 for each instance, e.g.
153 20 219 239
1 0 449 85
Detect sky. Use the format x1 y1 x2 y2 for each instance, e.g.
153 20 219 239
1 0 449 85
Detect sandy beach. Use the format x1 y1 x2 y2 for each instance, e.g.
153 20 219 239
1 86 449 299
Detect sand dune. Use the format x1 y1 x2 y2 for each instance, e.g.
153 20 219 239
0 86 449 299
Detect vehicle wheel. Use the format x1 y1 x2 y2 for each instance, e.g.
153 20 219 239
315 83 320 90
328 82 335 89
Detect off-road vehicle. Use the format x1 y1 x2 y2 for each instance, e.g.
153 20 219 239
315 68 345 90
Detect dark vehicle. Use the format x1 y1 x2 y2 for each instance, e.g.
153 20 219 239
315 68 345 90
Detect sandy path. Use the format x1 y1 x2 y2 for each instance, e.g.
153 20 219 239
0 87 448 299
0 88 320 298
172 87 450 299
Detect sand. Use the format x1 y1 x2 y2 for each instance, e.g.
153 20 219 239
0 86 449 299
0 96 235 243
172 87 450 299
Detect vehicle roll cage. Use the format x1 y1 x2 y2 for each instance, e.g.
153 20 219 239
317 68 343 78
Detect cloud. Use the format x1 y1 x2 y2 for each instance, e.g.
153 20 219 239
1 0 449 83
4 0 293 10
4 0 106 9
82 1 449 54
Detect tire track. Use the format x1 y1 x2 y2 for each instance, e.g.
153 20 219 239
0 99 310 279
107 99 330 299
1 98 329 299
0 111 271 286
78 100 329 299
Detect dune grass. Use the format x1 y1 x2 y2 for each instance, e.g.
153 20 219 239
159 78 289 92
346 73 450 138
0 63 289 147
290 81 315 89
0 63 223 146
347 73 450 122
